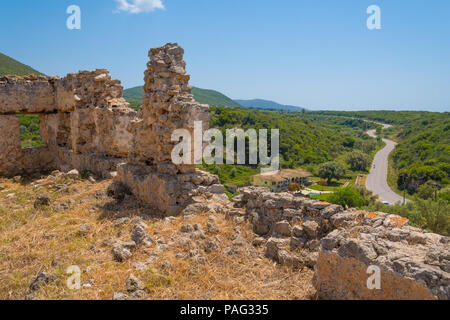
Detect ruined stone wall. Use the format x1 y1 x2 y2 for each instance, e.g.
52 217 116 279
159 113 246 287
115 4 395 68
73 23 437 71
114 43 215 216
129 43 209 174
235 187 449 300
0 70 136 178
0 43 218 215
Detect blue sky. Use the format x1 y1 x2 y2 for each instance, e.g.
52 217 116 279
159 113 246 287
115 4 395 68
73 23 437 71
1 0 449 111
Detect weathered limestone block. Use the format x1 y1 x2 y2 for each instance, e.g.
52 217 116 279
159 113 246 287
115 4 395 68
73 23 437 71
40 113 72 150
116 164 223 216
55 70 125 112
0 115 23 176
0 76 57 114
116 164 189 215
93 106 136 158
70 108 97 154
54 148 124 178
314 222 450 300
20 147 54 174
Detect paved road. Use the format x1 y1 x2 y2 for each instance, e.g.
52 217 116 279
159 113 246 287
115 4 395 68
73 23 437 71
366 124 409 205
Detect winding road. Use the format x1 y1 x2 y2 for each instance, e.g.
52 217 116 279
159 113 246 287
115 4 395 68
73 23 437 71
365 124 409 205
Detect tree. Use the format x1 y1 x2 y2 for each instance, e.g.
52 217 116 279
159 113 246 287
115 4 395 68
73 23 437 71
376 125 383 136
347 150 371 171
288 183 301 192
416 183 435 200
328 187 366 208
318 162 346 184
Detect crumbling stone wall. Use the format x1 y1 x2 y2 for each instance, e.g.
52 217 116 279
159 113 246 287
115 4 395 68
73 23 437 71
0 43 221 216
0 70 136 177
235 187 450 300
114 43 220 216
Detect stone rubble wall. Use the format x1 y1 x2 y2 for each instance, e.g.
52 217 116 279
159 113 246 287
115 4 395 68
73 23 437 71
0 43 222 216
0 76 57 114
129 43 210 174
113 43 216 216
0 70 136 177
235 187 449 300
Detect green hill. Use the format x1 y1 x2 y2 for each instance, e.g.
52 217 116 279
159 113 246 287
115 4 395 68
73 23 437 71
123 86 242 109
234 99 306 112
192 87 242 108
0 52 45 147
0 52 44 77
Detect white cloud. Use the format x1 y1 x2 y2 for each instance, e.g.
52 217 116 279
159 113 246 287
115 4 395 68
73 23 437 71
116 0 165 14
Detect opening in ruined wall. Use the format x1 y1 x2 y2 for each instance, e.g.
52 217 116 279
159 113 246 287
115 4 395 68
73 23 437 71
18 114 46 149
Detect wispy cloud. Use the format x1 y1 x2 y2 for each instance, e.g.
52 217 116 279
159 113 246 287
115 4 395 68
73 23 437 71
115 0 165 14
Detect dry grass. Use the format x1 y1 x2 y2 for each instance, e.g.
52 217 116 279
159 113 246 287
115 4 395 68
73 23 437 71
0 175 315 300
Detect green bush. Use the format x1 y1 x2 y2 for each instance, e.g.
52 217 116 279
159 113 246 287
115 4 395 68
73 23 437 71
327 187 365 208
346 150 371 171
318 162 346 184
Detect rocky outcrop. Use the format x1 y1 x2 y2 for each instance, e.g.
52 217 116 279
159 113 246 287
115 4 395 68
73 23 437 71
236 186 450 300
314 214 449 300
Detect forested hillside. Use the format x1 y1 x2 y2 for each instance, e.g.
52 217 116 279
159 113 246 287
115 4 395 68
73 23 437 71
123 86 242 109
234 99 305 112
0 52 43 77
310 110 450 198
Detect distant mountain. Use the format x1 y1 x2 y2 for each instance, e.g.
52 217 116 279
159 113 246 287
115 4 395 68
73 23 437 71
192 87 242 108
0 52 44 77
123 86 243 108
234 99 305 112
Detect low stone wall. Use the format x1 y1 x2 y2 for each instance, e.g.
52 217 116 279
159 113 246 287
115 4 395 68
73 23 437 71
235 186 450 300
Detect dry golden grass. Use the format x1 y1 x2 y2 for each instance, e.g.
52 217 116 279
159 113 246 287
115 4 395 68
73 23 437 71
0 175 315 300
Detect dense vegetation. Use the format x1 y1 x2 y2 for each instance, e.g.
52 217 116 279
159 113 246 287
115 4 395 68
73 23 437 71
199 107 383 191
18 114 45 148
393 114 449 195
310 110 450 197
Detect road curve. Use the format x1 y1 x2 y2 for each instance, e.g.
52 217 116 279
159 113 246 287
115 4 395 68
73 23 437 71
366 125 409 205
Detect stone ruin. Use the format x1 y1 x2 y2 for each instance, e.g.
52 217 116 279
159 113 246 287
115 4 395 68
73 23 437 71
233 187 449 300
0 43 448 300
0 43 223 216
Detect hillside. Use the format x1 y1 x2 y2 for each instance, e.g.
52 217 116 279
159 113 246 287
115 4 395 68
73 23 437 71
234 99 305 112
123 86 242 108
201 106 381 188
192 87 242 108
310 110 450 198
0 52 44 77
0 52 45 147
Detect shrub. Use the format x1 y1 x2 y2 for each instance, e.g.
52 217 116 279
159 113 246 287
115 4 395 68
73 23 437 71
327 187 365 208
346 150 371 171
318 162 346 184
